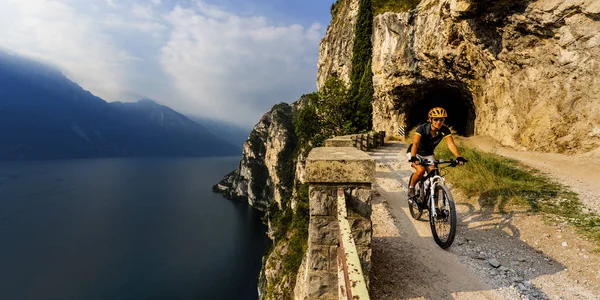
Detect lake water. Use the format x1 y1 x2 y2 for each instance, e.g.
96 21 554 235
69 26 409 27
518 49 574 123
0 157 269 300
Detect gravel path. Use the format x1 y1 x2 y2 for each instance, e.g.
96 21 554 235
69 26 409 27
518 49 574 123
368 141 599 300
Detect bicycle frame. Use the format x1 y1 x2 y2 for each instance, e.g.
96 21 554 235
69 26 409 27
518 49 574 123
428 175 445 218
408 158 460 249
419 159 455 217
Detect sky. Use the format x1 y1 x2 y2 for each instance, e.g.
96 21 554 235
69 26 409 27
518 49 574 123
0 0 333 127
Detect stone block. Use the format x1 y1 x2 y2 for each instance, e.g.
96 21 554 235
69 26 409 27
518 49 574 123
349 217 372 247
308 245 331 271
356 246 372 281
324 137 354 147
309 186 336 216
309 216 338 245
329 246 338 272
360 134 367 151
379 131 385 145
305 147 375 183
308 272 338 299
347 188 372 217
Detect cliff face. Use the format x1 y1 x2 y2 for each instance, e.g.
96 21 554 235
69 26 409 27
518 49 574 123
214 101 304 299
214 103 296 210
217 0 600 298
317 0 360 89
319 0 600 153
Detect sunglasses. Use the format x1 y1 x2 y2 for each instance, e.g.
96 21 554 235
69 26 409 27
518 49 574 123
432 118 445 122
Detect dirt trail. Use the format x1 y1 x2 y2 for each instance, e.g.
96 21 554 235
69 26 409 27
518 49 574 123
368 141 600 300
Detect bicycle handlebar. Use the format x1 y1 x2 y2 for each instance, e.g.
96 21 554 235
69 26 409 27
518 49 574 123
421 159 460 167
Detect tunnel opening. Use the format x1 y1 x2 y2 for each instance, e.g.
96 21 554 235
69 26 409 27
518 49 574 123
393 80 476 137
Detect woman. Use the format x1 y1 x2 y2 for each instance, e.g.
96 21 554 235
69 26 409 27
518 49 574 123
406 107 468 200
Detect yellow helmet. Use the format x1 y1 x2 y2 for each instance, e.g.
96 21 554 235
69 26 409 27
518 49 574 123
428 107 448 118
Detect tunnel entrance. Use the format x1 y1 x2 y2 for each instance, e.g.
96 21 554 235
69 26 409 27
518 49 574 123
393 80 476 137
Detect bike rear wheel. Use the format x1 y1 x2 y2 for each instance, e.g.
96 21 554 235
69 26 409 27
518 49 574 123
429 183 457 249
408 174 423 220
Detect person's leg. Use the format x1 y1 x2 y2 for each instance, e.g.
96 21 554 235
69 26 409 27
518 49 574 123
408 164 425 198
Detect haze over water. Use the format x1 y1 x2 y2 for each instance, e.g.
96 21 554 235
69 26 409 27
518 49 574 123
0 157 269 300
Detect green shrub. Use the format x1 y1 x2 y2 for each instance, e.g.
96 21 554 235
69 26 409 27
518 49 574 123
348 0 374 133
283 184 309 273
373 0 421 14
318 76 353 134
435 141 600 246
264 183 309 300
248 158 270 203
273 103 298 208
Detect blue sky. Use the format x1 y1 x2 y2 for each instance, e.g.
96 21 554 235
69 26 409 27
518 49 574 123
0 0 333 127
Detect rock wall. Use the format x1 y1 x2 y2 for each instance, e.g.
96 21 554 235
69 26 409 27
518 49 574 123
319 0 600 153
214 100 305 299
317 0 360 90
292 185 372 299
213 103 296 210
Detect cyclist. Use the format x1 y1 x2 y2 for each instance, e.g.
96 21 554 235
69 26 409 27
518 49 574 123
407 107 467 200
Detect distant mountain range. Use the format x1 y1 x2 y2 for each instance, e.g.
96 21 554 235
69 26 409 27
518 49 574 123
187 116 250 149
0 51 240 160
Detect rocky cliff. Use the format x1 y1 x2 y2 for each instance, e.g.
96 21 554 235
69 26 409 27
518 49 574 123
319 0 600 153
214 100 308 299
214 103 296 210
216 0 600 298
317 0 360 89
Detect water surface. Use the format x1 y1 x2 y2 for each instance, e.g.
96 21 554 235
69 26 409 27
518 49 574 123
0 157 269 300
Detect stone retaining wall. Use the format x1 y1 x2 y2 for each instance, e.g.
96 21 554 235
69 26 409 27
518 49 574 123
297 147 374 299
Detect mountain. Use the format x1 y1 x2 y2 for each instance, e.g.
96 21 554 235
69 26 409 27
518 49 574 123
0 52 239 160
187 116 250 149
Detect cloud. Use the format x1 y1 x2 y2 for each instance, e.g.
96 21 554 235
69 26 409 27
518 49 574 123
0 0 136 101
0 0 325 126
160 1 322 125
132 3 154 19
105 0 119 9
103 14 167 32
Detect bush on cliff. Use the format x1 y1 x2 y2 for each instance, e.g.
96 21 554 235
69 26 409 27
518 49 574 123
373 0 421 14
349 0 374 133
294 76 351 151
435 140 600 246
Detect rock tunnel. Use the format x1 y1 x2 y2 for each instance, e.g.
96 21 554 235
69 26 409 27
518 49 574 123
393 80 476 136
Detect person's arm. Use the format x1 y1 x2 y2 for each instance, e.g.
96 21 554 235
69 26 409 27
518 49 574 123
410 133 421 164
445 136 465 165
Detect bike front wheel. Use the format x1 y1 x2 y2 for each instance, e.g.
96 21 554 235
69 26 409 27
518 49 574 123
429 183 457 249
407 174 423 220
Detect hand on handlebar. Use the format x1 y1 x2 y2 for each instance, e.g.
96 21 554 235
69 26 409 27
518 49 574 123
456 156 468 166
410 156 420 165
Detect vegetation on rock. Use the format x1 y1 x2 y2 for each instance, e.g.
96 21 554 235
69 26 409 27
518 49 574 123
435 140 600 247
274 103 297 207
373 0 421 14
295 76 354 150
349 0 374 133
264 183 309 299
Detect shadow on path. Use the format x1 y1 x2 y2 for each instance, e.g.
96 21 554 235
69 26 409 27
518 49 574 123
367 142 564 300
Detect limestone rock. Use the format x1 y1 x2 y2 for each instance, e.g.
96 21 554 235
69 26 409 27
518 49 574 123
319 0 600 153
213 103 296 210
316 0 360 89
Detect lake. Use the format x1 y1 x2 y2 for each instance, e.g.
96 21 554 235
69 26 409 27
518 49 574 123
0 157 269 300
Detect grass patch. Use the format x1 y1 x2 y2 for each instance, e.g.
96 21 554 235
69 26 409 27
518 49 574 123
434 140 600 246
373 0 421 14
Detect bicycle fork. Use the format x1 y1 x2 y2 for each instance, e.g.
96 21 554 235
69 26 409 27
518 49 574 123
428 176 445 218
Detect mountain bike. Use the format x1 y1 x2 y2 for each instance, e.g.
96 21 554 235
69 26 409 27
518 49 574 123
407 159 459 249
